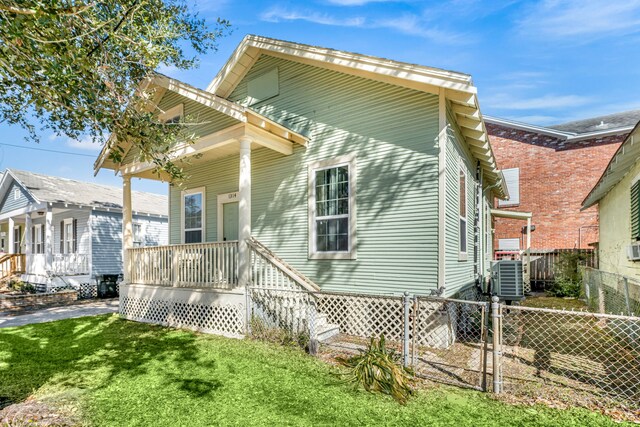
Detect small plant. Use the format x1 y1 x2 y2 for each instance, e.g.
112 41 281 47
248 316 310 350
8 280 36 294
336 334 414 404
547 251 587 298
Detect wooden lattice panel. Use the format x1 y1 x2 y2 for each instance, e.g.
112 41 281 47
317 292 404 342
120 295 245 338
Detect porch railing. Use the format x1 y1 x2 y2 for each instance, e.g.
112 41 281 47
27 253 90 276
0 253 26 280
129 241 238 289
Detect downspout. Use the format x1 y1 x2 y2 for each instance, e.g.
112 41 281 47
474 161 481 284
481 181 502 295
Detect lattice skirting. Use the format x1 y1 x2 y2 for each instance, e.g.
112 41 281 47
119 284 245 338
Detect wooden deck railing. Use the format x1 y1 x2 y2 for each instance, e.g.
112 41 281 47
0 253 26 280
129 241 239 289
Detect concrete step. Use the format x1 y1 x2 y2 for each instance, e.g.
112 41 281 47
315 322 340 342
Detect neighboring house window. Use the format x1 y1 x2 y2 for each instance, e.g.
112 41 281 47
183 188 204 243
308 155 356 260
13 188 20 200
498 238 521 251
60 219 77 254
631 180 640 240
498 168 520 207
13 226 21 254
32 224 44 254
459 165 468 259
133 223 143 247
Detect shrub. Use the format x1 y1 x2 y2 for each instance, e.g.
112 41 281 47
337 334 414 404
547 252 587 298
8 280 36 294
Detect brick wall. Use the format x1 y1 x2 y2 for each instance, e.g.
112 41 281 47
488 123 624 250
0 290 78 313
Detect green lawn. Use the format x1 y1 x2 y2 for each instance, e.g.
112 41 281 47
0 315 629 426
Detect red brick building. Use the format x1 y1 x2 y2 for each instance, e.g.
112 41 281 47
487 111 640 251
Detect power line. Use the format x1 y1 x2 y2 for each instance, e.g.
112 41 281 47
0 142 98 158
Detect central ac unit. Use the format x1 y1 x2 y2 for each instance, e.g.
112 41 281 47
491 260 524 302
627 243 640 261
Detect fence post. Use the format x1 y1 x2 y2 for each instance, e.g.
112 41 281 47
597 280 606 315
491 296 502 394
245 286 252 336
403 292 411 368
308 297 318 356
622 277 632 317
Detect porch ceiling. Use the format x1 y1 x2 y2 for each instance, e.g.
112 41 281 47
94 74 308 180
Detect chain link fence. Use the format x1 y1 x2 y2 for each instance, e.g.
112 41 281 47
499 304 640 412
582 267 640 316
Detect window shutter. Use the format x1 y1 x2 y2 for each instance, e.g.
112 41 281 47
60 221 64 253
41 225 45 254
631 181 640 240
31 226 35 254
73 219 77 253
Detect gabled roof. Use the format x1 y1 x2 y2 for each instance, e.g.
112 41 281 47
582 121 640 209
94 73 308 175
206 35 507 197
0 169 167 216
485 110 639 141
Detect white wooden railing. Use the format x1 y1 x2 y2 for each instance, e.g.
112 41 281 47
27 253 90 276
248 237 320 292
129 241 238 289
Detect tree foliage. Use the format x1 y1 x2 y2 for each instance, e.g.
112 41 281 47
0 0 230 180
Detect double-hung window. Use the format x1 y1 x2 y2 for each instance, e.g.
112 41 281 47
32 224 43 254
63 219 75 254
309 155 356 260
459 165 468 259
133 223 143 247
183 188 204 243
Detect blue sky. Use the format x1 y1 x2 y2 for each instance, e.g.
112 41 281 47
2 0 640 194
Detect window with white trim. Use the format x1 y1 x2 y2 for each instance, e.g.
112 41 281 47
32 224 43 254
160 103 183 124
13 188 20 200
133 223 143 247
498 168 520 207
459 165 468 258
64 219 74 254
309 156 356 259
183 189 204 243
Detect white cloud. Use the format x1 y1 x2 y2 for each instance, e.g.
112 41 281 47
261 7 365 27
261 7 468 43
519 0 640 39
483 93 592 110
325 0 397 6
66 136 102 152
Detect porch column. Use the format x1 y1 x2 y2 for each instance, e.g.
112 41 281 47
123 175 133 283
7 217 14 254
45 207 53 272
238 136 252 288
24 213 32 258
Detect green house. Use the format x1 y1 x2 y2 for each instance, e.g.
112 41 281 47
96 36 508 333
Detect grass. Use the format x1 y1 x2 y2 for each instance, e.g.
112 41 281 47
522 295 589 311
0 315 631 426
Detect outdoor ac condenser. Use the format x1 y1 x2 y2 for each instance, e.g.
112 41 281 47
491 260 524 302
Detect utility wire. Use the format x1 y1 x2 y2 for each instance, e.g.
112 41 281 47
0 142 98 157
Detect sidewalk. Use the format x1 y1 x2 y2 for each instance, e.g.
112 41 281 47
0 299 119 328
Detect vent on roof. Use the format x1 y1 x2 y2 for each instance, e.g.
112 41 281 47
595 120 608 129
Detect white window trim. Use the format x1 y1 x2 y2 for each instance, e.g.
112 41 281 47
132 222 144 247
13 188 20 201
459 163 468 261
216 191 239 242
33 224 43 254
63 218 74 254
159 103 184 123
308 154 357 260
181 187 205 244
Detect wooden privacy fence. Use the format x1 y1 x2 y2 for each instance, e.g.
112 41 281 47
528 249 597 289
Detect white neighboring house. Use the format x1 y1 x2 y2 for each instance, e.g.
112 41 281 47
0 169 168 296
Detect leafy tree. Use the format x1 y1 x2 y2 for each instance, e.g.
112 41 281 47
0 0 230 180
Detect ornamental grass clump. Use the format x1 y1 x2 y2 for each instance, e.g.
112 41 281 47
337 334 414 404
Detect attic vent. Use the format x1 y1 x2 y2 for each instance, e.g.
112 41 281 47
595 120 607 129
13 188 20 200
247 67 279 106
